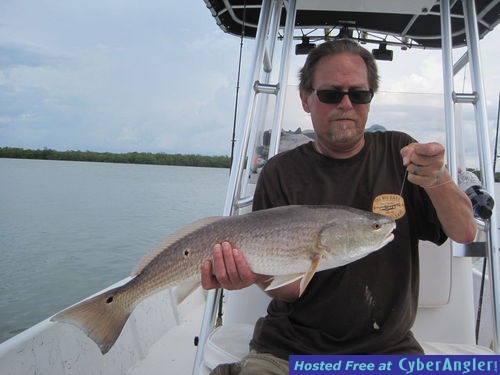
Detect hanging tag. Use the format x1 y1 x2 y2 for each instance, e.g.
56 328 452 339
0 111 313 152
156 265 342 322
373 170 407 220
372 194 406 220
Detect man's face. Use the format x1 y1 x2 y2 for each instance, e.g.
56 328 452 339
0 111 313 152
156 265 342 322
300 52 371 157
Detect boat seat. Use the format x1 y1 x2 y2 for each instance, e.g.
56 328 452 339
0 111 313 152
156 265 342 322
199 240 494 374
201 326 494 374
201 325 494 373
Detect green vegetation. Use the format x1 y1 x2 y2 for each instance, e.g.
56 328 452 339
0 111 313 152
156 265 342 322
0 147 231 169
1 147 499 179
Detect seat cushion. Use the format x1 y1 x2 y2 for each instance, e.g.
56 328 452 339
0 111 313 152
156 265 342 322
421 341 494 355
204 324 254 370
203 323 494 371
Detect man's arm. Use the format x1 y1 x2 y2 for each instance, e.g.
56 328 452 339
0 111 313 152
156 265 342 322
401 142 477 244
200 241 300 302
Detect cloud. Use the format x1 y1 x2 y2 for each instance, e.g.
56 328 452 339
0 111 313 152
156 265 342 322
0 0 244 154
0 0 498 160
0 44 54 69
381 53 444 94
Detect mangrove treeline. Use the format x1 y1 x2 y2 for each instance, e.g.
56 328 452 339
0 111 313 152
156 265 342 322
0 147 231 169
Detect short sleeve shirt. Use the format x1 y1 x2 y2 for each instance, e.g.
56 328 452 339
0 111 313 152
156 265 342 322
250 131 446 358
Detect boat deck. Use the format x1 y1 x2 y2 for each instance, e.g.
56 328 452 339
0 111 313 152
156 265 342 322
128 301 203 375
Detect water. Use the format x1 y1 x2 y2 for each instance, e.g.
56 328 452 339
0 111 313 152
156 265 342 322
0 158 229 343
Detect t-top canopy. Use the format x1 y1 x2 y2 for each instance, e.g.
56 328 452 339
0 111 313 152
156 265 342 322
203 0 499 48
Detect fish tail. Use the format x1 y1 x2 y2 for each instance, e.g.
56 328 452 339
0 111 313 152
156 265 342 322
50 284 134 354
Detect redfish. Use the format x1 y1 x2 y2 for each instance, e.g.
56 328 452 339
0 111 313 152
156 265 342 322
51 205 395 354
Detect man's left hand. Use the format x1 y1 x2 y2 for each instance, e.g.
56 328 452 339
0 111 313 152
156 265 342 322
400 142 448 188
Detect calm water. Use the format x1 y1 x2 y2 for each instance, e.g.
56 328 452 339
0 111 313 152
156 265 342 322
0 158 229 343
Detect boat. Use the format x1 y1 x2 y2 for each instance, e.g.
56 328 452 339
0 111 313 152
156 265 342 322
1 1 499 374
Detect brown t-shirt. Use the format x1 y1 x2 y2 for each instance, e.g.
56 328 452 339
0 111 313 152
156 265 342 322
250 131 446 358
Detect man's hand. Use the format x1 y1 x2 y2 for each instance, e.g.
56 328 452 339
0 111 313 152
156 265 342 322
400 142 450 188
201 241 267 290
400 141 476 244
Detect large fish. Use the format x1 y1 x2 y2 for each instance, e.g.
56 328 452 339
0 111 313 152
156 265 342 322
51 205 395 354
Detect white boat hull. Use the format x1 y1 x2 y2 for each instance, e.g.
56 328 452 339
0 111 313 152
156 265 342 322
0 282 205 375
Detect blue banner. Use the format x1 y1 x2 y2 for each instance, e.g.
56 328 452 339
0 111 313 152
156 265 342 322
289 355 499 375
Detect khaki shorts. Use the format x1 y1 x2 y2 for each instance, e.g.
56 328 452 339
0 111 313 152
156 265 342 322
210 351 289 375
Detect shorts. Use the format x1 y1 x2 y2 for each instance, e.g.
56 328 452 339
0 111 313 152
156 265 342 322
210 351 289 375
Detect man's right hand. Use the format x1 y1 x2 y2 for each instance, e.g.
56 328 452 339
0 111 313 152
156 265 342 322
201 241 267 290
201 241 302 302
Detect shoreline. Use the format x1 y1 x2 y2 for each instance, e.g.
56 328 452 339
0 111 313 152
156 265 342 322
0 147 231 169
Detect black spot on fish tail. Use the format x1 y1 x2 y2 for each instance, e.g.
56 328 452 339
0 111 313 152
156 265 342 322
51 284 133 354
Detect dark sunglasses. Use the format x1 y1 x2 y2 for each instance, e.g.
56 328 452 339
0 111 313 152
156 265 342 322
313 89 374 104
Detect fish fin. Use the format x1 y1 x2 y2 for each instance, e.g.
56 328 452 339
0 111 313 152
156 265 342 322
299 253 321 297
264 274 304 291
132 216 225 276
174 281 200 304
50 284 133 355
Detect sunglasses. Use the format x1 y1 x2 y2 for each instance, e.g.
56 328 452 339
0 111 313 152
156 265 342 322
313 89 374 104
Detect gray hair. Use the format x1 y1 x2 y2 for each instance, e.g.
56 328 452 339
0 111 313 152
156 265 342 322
299 39 380 93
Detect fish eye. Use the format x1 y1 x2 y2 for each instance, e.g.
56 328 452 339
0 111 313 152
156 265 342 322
372 223 381 230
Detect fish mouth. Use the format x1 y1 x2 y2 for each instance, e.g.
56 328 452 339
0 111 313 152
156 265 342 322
369 233 394 253
381 233 395 247
379 223 396 248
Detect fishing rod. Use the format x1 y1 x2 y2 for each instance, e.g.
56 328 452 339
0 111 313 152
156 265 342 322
229 2 247 171
476 91 500 344
493 91 500 174
221 1 248 328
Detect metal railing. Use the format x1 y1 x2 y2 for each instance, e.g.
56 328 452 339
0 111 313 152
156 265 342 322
192 1 298 372
441 0 499 352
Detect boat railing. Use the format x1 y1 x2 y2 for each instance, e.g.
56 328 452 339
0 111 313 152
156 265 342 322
440 0 500 350
193 1 299 372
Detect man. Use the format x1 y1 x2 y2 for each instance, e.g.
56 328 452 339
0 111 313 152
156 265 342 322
202 39 476 374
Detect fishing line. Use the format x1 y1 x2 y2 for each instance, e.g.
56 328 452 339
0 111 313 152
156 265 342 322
399 169 408 196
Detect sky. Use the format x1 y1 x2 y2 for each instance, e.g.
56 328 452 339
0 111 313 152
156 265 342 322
0 0 499 164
